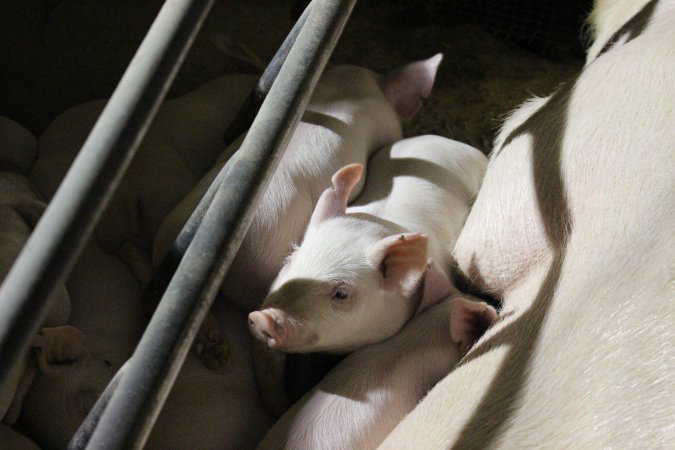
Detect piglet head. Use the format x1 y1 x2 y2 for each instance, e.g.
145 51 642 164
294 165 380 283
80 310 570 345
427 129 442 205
250 164 430 354
18 326 114 449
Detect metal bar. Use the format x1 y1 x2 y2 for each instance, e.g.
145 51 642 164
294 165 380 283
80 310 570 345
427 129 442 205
72 8 315 442
187 0 311 244
84 1 357 448
222 2 311 145
0 0 215 394
67 364 126 450
139 0 312 364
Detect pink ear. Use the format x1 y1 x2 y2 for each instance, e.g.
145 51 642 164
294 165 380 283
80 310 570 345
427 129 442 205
309 164 364 227
382 53 443 119
32 325 88 375
367 232 429 298
449 298 498 355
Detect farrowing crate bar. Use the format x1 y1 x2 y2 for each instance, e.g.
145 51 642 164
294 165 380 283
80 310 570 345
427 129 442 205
83 1 357 446
72 3 317 448
0 0 357 448
0 0 217 399
142 3 312 311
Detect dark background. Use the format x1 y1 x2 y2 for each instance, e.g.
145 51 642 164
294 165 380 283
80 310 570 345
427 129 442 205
0 0 591 152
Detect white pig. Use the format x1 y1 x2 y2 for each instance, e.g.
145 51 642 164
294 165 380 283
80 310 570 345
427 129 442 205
0 173 71 427
153 56 445 316
257 297 497 450
31 73 258 367
17 240 144 448
249 135 487 354
17 239 272 449
152 56 443 372
379 1 675 448
0 117 70 427
31 73 258 254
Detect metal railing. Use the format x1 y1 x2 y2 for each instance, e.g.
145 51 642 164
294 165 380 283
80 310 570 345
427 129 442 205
0 0 216 396
0 0 356 448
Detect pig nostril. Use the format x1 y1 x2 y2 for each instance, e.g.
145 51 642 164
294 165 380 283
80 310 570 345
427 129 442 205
249 318 256 327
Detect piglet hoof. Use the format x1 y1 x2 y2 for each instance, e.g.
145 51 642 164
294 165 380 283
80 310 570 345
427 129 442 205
194 312 230 372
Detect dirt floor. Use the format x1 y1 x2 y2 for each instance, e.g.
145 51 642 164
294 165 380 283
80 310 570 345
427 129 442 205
0 0 582 154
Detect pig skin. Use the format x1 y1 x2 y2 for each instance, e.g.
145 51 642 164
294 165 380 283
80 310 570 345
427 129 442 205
257 297 496 450
153 57 444 313
379 1 675 448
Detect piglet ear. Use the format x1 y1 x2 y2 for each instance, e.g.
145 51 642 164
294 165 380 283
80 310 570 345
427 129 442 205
449 298 498 355
382 53 443 119
309 164 363 227
367 232 429 298
32 325 88 375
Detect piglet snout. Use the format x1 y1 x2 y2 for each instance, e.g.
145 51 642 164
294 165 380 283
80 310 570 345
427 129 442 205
248 311 286 349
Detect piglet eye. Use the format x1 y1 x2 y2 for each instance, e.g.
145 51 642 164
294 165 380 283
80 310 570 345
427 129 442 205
333 287 349 300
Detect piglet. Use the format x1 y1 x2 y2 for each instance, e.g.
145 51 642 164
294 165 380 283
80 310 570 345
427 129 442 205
33 73 258 254
0 116 71 426
17 240 272 449
249 135 487 354
32 72 259 370
257 297 497 450
153 56 446 314
153 56 442 372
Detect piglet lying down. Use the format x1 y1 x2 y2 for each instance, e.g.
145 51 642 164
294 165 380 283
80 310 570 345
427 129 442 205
248 134 488 414
249 135 487 354
257 297 497 450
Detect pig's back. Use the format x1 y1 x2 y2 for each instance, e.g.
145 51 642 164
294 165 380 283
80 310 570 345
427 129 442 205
380 3 675 448
352 135 486 267
258 299 460 450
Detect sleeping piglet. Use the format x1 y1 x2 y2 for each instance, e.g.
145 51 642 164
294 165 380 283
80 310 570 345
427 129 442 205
257 297 497 450
249 135 487 354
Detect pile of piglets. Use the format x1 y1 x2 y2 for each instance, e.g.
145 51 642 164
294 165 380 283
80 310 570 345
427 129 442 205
4 0 669 446
1 44 497 450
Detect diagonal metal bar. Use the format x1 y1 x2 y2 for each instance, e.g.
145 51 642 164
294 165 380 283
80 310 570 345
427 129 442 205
142 2 312 316
83 0 357 448
68 364 126 450
0 0 215 394
71 5 316 447
222 1 312 146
